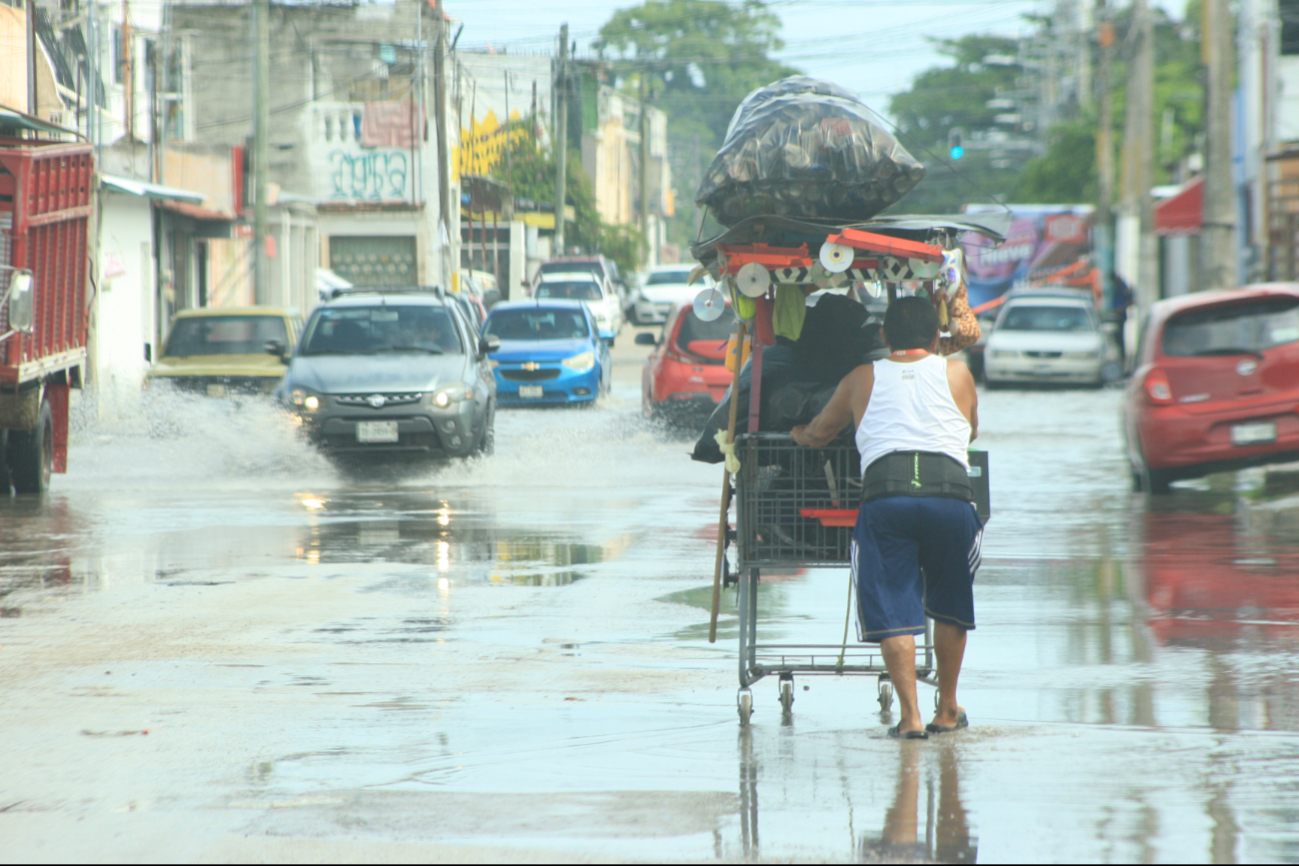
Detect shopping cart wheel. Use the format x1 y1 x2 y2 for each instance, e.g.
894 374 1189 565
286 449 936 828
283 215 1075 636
878 680 893 712
779 676 795 714
738 688 754 726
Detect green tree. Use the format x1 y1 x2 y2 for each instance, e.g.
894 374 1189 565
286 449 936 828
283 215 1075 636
493 130 645 276
595 0 798 246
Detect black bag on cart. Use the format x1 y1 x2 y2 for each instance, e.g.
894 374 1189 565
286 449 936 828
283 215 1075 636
695 76 926 227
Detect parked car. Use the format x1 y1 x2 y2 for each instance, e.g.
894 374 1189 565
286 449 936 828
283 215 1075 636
147 307 304 396
983 289 1113 386
534 271 624 344
1123 284 1299 493
483 300 610 405
638 302 737 418
275 289 497 458
631 265 713 325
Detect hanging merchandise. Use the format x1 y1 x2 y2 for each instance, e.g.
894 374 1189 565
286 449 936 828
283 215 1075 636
819 242 854 273
772 283 807 341
695 76 926 227
907 257 942 279
694 287 727 322
735 261 772 298
729 278 756 321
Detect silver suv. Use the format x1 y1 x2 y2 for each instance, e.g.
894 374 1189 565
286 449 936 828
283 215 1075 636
276 289 498 458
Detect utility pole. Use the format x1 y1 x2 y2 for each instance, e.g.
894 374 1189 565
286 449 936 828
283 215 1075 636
1203 0 1237 289
432 0 453 290
1095 1 1115 311
252 0 270 304
26 0 36 115
123 1 133 140
553 23 568 256
639 71 651 265
1124 0 1157 314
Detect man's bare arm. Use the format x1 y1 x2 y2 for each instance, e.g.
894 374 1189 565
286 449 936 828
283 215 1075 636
946 359 979 441
792 367 865 448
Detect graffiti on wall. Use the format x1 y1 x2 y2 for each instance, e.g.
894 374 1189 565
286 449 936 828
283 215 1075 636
328 150 409 200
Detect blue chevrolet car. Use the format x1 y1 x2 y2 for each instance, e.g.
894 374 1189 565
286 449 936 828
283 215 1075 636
483 300 611 405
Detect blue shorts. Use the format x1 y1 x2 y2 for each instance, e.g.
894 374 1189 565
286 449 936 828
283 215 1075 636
850 496 984 642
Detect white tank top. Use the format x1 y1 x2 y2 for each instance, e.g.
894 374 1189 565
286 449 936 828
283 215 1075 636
856 354 971 472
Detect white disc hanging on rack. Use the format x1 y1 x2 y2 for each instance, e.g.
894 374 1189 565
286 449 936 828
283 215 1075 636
819 242 854 273
735 262 771 298
692 287 726 322
908 257 942 279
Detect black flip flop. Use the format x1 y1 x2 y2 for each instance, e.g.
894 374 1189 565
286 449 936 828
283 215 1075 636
925 711 969 734
888 725 929 740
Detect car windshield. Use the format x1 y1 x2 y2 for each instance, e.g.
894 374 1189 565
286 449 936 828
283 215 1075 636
646 270 695 286
299 305 462 355
164 315 287 357
676 306 736 346
484 308 590 341
1162 297 1299 356
999 304 1094 332
537 281 602 301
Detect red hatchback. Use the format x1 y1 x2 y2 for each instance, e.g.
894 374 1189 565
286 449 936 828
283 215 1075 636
638 303 737 418
1124 284 1299 492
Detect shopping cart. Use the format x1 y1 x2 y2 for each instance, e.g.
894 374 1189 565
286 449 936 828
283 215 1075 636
724 432 989 725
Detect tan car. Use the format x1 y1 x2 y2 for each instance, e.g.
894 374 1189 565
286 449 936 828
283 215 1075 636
146 307 304 396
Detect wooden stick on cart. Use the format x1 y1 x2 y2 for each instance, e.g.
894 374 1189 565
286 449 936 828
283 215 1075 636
709 319 748 644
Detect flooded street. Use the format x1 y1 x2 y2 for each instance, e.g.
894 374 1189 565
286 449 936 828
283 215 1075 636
4 344 1299 863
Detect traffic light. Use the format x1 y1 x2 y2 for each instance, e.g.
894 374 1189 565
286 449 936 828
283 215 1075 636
948 128 965 160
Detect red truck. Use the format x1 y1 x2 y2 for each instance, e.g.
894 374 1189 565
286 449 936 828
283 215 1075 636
0 139 93 494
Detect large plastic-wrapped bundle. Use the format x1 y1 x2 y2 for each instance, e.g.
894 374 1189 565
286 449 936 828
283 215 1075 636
696 77 926 227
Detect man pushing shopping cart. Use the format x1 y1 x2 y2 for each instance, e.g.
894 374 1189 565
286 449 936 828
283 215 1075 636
792 296 983 740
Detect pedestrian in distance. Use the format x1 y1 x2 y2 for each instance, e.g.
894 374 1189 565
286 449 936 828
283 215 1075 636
791 296 982 739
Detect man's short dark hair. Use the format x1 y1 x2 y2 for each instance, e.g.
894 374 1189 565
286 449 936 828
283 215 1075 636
883 296 940 350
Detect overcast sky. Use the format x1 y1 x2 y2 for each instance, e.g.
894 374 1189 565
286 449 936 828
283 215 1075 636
450 0 1191 120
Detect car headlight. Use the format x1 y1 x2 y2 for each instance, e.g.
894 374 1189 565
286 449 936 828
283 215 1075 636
433 383 469 408
562 351 596 372
289 388 322 412
487 359 500 369
1065 350 1101 359
989 350 1017 359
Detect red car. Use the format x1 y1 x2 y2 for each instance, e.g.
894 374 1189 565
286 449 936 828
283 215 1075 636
1123 284 1299 492
638 303 737 418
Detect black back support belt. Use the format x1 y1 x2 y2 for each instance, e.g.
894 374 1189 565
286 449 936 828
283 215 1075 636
862 450 974 503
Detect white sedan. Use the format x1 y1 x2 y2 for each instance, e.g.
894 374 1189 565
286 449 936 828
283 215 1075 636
534 271 624 344
632 265 713 325
984 294 1113 386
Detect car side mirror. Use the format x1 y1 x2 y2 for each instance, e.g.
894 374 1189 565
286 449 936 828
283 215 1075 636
479 335 501 357
265 339 287 362
634 332 657 346
6 271 34 333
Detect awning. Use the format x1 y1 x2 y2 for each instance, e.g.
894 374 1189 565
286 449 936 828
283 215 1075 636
158 199 232 222
101 174 205 204
0 107 81 137
1155 177 1203 235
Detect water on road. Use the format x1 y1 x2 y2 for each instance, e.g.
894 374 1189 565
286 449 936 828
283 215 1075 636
3 348 1299 863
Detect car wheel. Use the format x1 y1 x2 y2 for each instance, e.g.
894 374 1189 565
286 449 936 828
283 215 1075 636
7 398 53 495
1132 453 1173 494
474 405 496 456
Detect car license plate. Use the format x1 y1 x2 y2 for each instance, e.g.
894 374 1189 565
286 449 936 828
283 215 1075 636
519 385 544 399
206 383 228 397
1231 421 1277 446
357 421 399 443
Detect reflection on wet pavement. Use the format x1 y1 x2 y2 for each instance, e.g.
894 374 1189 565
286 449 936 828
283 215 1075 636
4 385 1299 860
